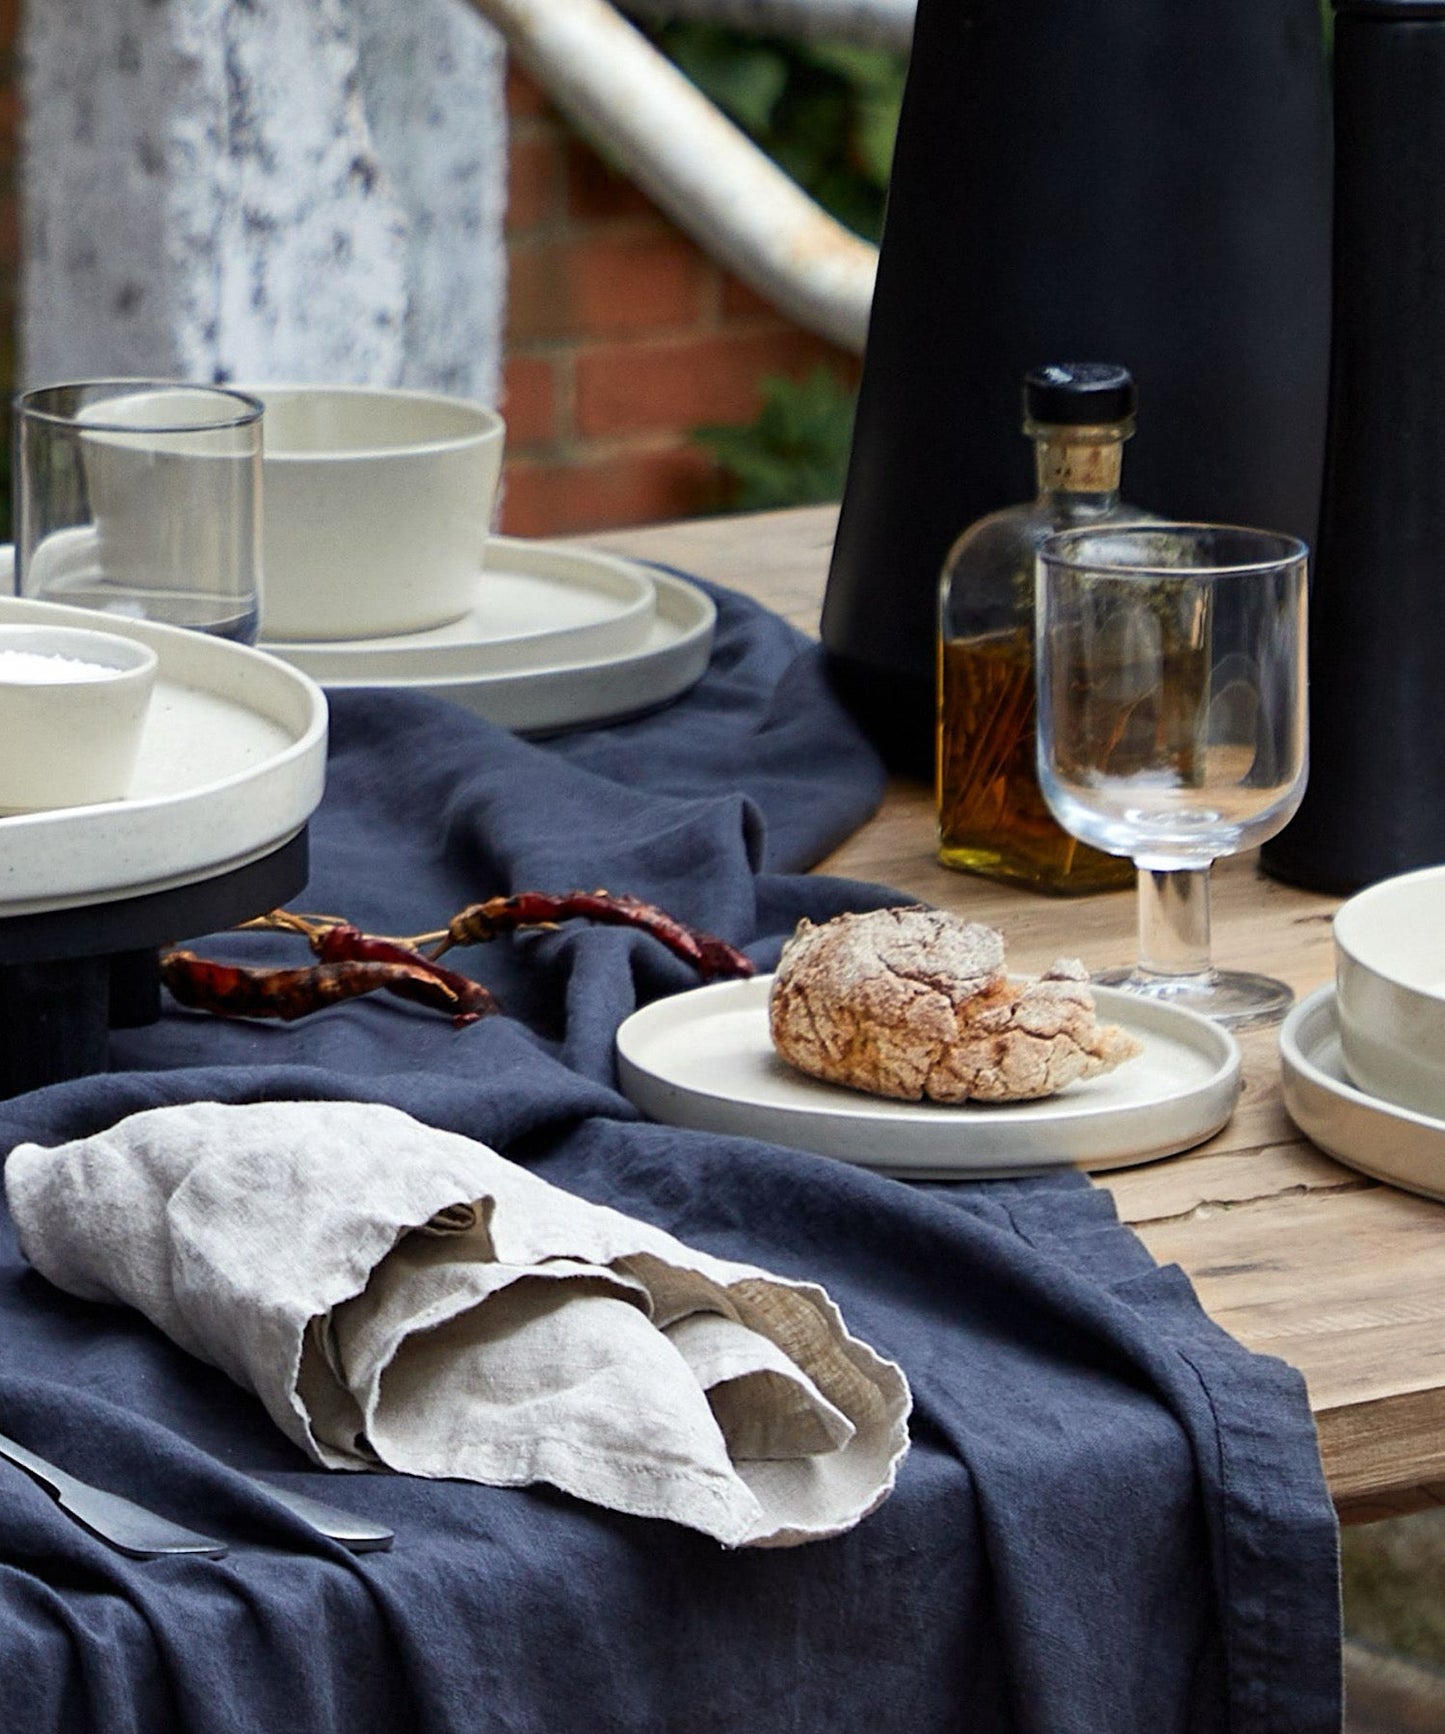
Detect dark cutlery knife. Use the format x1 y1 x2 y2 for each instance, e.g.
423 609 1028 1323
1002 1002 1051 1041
0 1428 228 1559
244 1476 394 1553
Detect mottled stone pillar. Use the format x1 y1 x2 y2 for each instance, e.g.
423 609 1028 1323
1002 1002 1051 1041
21 0 507 403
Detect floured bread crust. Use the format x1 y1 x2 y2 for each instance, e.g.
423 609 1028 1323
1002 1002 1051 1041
768 906 1141 1104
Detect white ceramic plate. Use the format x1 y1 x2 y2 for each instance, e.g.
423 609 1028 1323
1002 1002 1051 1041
261 536 658 674
1280 984 1445 1203
616 976 1242 1179
0 594 328 918
264 545 715 736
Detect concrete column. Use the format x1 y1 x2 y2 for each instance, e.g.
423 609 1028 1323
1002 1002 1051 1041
21 0 507 403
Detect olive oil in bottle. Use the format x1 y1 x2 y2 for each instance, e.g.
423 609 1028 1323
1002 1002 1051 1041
937 364 1143 894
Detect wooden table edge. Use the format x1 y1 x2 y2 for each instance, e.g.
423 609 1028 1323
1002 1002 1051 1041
583 506 1445 1523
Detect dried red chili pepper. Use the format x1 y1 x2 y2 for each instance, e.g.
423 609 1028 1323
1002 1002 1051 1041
310 921 493 1003
196 887 750 1031
161 949 497 1027
431 890 754 981
240 913 498 1014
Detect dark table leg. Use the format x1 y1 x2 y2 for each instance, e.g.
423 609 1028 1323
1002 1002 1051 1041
0 956 111 1096
108 948 162 1030
0 829 309 1101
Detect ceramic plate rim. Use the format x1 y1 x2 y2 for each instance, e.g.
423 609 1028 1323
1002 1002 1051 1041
310 565 712 684
1280 983 1445 1203
279 565 716 736
0 594 326 811
0 591 328 913
616 975 1241 1178
258 535 659 672
1280 983 1445 1130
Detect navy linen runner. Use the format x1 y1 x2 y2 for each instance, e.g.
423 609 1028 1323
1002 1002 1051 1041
0 578 1340 1732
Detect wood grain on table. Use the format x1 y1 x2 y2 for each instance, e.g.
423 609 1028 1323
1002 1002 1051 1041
587 506 1445 1524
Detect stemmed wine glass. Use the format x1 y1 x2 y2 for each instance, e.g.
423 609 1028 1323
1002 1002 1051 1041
1034 523 1309 1030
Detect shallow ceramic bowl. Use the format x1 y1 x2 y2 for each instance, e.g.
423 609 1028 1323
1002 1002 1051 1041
0 624 158 813
1334 864 1445 1118
238 384 506 642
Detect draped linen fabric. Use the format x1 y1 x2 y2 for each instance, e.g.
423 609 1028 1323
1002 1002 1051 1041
7 1098 912 1548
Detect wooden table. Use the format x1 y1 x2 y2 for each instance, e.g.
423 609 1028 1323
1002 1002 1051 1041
591 505 1445 1526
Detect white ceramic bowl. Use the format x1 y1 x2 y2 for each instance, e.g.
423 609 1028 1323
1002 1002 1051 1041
238 384 507 642
0 624 158 813
1334 863 1445 1118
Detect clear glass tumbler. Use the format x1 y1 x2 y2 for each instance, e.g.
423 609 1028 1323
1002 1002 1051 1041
14 380 264 644
1035 523 1309 1029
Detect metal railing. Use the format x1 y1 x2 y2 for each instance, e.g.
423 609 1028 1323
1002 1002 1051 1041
469 0 911 351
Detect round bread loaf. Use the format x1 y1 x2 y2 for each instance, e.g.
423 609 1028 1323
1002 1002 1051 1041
768 905 1140 1103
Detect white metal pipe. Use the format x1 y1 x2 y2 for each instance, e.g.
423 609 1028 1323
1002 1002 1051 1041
469 0 878 351
618 0 915 53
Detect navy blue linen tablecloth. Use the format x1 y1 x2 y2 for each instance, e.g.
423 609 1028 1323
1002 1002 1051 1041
0 579 1340 1732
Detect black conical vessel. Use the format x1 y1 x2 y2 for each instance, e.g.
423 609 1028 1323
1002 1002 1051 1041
1262 0 1445 893
823 0 1333 774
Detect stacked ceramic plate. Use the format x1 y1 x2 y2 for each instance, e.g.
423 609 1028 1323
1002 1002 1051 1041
1280 865 1445 1202
1 533 718 737
260 537 715 736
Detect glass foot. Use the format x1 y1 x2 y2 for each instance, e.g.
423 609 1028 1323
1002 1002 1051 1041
1091 965 1294 1032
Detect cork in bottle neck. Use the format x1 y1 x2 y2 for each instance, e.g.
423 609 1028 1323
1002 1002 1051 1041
1029 420 1132 496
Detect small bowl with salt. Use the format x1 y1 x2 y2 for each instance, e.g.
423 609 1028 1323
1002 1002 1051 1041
0 624 158 813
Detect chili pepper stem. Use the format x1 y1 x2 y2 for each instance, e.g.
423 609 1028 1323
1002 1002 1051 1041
400 929 452 955
238 909 346 944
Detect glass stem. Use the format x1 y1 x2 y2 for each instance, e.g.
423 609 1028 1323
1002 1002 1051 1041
1135 866 1214 981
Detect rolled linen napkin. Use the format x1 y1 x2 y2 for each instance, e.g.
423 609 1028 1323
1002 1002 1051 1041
4 1101 910 1548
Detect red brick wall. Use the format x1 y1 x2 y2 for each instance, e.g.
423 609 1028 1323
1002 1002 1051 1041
499 64 856 538
0 30 855 541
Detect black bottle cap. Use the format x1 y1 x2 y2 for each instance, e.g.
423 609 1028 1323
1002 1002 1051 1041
1024 363 1136 426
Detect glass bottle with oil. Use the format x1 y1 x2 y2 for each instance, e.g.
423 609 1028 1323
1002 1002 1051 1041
937 363 1143 893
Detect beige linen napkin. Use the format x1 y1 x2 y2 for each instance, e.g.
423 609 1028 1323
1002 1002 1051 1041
4 1101 910 1547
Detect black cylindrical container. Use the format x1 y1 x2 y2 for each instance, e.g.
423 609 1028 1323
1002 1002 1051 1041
1263 0 1445 892
823 0 1333 773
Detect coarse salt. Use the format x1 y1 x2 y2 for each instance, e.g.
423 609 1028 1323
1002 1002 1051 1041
0 649 117 684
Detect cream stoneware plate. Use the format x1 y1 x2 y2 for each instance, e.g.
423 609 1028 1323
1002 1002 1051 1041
260 536 658 674
1280 983 1445 1204
263 546 715 735
0 594 327 918
616 976 1242 1179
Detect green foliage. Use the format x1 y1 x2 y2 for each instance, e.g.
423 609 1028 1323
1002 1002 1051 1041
1342 1512 1445 1669
694 366 856 512
648 21 906 244
650 23 900 508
